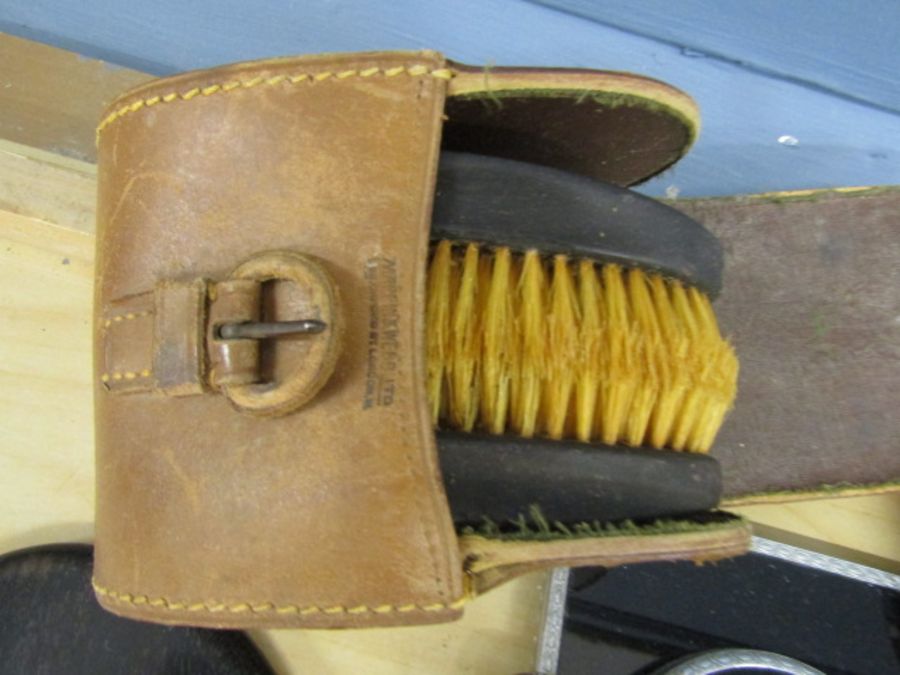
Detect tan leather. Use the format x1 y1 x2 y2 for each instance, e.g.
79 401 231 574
207 279 260 388
94 50 747 630
461 522 752 595
95 51 463 628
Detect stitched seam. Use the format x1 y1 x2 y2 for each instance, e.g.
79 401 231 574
102 311 154 384
100 369 152 383
93 580 466 615
96 66 456 136
103 310 153 328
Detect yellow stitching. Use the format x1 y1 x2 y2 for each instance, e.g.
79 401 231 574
104 310 153 328
101 368 152 383
93 580 466 616
97 65 456 137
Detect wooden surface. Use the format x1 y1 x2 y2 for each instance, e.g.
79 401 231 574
2 3 900 197
0 33 149 162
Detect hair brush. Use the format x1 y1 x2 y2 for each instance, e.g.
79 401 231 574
428 153 738 526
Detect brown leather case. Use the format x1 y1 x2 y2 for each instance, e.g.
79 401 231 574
93 50 750 629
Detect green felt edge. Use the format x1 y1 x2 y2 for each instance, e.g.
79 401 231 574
725 480 900 506
458 507 744 542
450 87 699 155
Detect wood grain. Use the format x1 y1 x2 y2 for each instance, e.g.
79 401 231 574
0 33 149 162
0 210 95 553
737 493 900 571
0 139 97 233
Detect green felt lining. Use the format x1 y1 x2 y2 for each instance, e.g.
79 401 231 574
458 505 744 542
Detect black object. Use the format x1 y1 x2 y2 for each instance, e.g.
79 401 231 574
0 544 273 675
437 432 722 526
433 152 723 296
558 553 900 675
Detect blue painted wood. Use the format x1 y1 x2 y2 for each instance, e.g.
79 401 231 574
0 0 898 198
533 0 900 114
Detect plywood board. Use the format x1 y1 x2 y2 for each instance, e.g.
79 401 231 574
0 32 149 162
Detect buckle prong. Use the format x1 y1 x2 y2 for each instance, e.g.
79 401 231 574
217 319 326 340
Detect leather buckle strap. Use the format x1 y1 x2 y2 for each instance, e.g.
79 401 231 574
99 250 342 417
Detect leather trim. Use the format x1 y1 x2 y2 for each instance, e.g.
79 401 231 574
460 518 752 595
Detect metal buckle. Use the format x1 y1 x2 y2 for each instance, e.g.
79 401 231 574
219 250 343 417
217 319 326 340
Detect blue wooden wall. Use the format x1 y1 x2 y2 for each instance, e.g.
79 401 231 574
1 0 898 198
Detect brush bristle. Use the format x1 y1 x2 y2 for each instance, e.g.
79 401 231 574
426 241 738 453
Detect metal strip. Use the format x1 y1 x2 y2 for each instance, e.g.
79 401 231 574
535 567 570 675
751 536 900 591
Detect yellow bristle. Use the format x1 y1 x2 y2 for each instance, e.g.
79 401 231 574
425 240 452 426
448 244 481 431
574 260 603 442
426 241 739 453
510 250 546 438
479 247 514 433
544 255 580 439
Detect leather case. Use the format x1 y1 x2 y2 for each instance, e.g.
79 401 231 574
93 50 750 629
